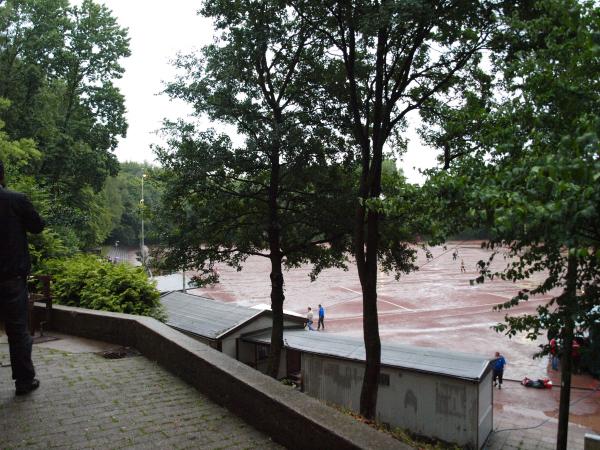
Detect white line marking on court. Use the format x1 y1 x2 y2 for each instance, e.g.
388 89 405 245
379 298 412 311
409 296 552 313
327 297 551 322
385 322 497 333
338 286 413 311
485 292 518 300
338 286 362 295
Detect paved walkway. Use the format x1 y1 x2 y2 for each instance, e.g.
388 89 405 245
0 341 281 450
484 379 598 449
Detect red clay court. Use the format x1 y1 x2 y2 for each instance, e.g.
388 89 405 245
186 241 600 440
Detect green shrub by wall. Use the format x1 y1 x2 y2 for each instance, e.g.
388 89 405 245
44 255 164 321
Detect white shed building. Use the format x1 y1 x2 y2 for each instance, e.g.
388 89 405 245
160 291 304 360
241 329 493 449
153 273 192 294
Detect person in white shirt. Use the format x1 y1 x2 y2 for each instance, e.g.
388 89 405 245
306 307 314 331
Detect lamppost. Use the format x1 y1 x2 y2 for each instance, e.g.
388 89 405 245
140 173 147 268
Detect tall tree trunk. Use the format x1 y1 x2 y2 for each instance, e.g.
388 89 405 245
556 254 577 450
344 7 387 419
357 127 384 418
266 138 283 379
359 209 382 419
267 252 285 378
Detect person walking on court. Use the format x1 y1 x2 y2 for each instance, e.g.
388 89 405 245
493 351 507 389
317 304 325 331
0 160 45 396
460 258 466 273
306 307 314 331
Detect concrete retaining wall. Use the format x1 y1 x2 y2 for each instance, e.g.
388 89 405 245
37 304 407 450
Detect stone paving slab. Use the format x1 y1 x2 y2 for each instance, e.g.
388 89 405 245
0 343 281 450
483 381 596 449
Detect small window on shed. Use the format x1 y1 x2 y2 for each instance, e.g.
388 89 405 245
379 373 390 386
257 344 269 361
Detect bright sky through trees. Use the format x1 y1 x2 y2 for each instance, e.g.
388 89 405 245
81 1 436 183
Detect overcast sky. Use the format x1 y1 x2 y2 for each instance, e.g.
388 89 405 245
94 1 437 184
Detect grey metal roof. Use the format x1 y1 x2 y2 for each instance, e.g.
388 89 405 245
243 329 491 381
161 291 263 339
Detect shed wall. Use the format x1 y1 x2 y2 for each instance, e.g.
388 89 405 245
477 369 493 447
237 340 256 366
221 316 275 358
302 353 485 449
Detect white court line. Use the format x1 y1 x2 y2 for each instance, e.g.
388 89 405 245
329 307 496 322
383 322 497 334
338 286 413 311
328 298 551 322
379 298 412 311
485 292 519 300
338 286 362 295
409 296 552 313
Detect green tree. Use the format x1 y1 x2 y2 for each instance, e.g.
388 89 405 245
424 2 600 448
45 0 129 192
105 161 162 247
157 0 355 377
294 0 498 418
0 96 76 268
0 0 130 249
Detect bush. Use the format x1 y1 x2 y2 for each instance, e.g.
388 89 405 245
43 254 164 320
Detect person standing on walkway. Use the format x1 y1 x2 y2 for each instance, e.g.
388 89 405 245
493 351 507 389
550 337 560 371
317 304 325 331
0 160 44 396
305 307 314 331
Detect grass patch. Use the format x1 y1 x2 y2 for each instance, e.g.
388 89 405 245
331 404 461 450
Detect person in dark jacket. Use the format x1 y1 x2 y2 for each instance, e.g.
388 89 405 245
317 304 325 331
0 160 44 395
492 351 507 389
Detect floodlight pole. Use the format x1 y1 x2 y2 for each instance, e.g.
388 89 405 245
141 173 146 268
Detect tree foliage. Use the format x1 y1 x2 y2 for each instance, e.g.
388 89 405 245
423 1 600 447
157 0 357 377
293 0 499 418
0 0 130 249
42 254 163 319
105 161 163 247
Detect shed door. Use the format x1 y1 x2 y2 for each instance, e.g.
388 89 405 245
286 349 301 375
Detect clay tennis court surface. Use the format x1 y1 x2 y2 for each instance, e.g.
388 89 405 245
185 241 600 437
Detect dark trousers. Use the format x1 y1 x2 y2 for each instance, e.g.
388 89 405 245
318 316 324 330
0 277 35 384
493 369 503 385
